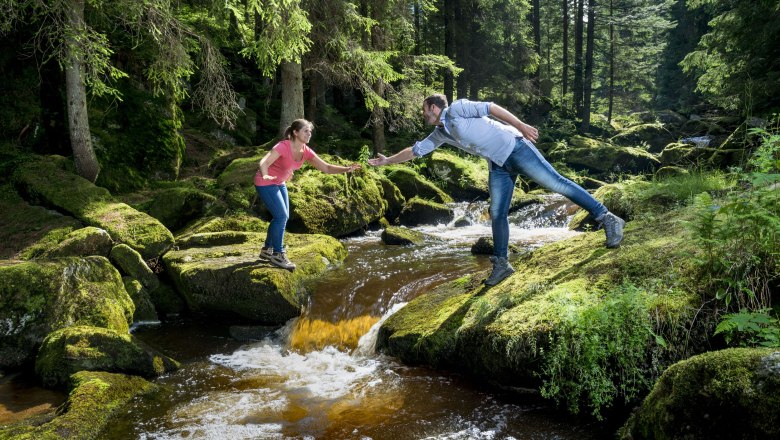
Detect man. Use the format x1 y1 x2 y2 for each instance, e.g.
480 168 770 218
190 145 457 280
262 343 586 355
368 94 625 286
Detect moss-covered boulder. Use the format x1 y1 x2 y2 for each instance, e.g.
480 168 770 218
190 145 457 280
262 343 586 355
109 244 159 291
377 205 710 417
375 173 406 221
35 325 179 388
654 166 689 180
0 257 133 371
398 196 455 227
548 135 660 176
148 282 186 318
382 165 452 204
0 371 156 440
126 186 218 231
610 123 676 153
286 164 387 237
381 226 439 246
0 185 83 260
424 149 489 200
122 277 158 323
12 158 174 259
621 348 780 440
36 227 114 259
162 231 346 323
469 236 522 255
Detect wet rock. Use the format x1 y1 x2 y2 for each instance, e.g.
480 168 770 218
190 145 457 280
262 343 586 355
162 231 346 323
398 197 455 227
35 325 179 388
110 244 159 291
0 371 157 439
654 166 689 180
470 237 521 255
229 325 279 341
0 257 134 372
453 217 472 228
128 185 219 231
424 150 489 200
12 158 174 259
620 348 780 440
381 226 430 246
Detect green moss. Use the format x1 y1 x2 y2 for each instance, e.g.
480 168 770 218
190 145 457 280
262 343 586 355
162 232 346 323
0 371 157 440
12 158 174 259
549 137 660 176
127 186 219 231
0 184 83 259
610 123 675 152
382 165 452 204
425 149 489 200
381 226 427 245
35 325 179 388
622 348 780 440
33 227 114 259
398 196 454 227
122 277 158 323
109 244 159 290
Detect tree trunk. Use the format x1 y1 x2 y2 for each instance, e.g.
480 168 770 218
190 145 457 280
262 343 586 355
371 81 386 156
607 0 614 123
414 1 421 55
65 0 99 182
455 0 469 99
444 0 455 103
307 71 319 122
573 0 584 118
279 61 304 136
532 0 541 80
580 0 595 133
562 0 569 98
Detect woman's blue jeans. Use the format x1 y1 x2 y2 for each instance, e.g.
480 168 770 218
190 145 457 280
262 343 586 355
256 184 290 253
489 138 608 258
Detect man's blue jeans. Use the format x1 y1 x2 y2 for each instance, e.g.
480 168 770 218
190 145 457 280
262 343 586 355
489 138 608 258
256 184 290 253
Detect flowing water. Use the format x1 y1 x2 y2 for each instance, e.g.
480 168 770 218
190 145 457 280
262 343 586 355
3 196 608 439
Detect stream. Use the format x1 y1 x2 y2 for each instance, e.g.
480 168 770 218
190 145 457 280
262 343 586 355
3 196 610 439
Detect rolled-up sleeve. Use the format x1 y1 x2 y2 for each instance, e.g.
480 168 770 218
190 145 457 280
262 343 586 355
411 130 446 157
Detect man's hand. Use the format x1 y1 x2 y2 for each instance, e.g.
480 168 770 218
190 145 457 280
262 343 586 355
518 122 539 143
367 154 389 166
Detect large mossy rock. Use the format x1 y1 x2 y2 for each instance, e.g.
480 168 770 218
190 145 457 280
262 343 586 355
36 227 114 259
122 277 159 323
109 244 159 291
621 348 780 440
0 257 133 371
610 123 676 153
162 231 346 323
218 153 389 236
398 196 455 227
548 135 660 176
0 185 83 260
382 165 453 204
381 226 439 246
12 158 174 259
125 185 219 231
286 163 386 237
0 371 157 440
424 149 489 200
377 205 708 416
35 325 179 388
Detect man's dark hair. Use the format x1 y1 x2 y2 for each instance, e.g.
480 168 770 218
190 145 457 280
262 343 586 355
423 94 448 109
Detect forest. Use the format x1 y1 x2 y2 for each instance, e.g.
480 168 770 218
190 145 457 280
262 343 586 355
0 0 778 439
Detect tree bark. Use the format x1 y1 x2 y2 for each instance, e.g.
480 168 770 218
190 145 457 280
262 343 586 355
532 0 541 80
455 0 469 99
562 0 569 98
279 61 304 136
580 0 595 133
573 0 584 117
607 0 614 123
65 0 100 182
444 0 455 103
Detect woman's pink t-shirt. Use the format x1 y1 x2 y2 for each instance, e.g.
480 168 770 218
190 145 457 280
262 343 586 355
254 139 318 186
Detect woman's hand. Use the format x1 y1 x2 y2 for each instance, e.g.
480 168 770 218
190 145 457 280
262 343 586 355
262 174 277 181
346 163 361 172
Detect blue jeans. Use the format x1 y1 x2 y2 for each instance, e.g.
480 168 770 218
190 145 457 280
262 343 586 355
256 184 290 253
489 138 608 258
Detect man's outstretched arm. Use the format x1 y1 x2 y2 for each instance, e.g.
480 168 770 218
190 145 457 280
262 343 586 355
489 104 539 142
368 147 416 166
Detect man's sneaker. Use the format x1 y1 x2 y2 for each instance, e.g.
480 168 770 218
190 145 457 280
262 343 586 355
259 246 273 259
484 256 515 286
267 251 296 271
597 212 626 248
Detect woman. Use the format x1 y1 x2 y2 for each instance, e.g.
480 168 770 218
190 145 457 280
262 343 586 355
256 119 361 270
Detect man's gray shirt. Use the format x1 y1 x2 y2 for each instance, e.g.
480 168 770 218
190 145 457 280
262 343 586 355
411 99 523 166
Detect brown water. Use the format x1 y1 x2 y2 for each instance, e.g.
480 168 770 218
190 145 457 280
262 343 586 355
5 198 610 439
